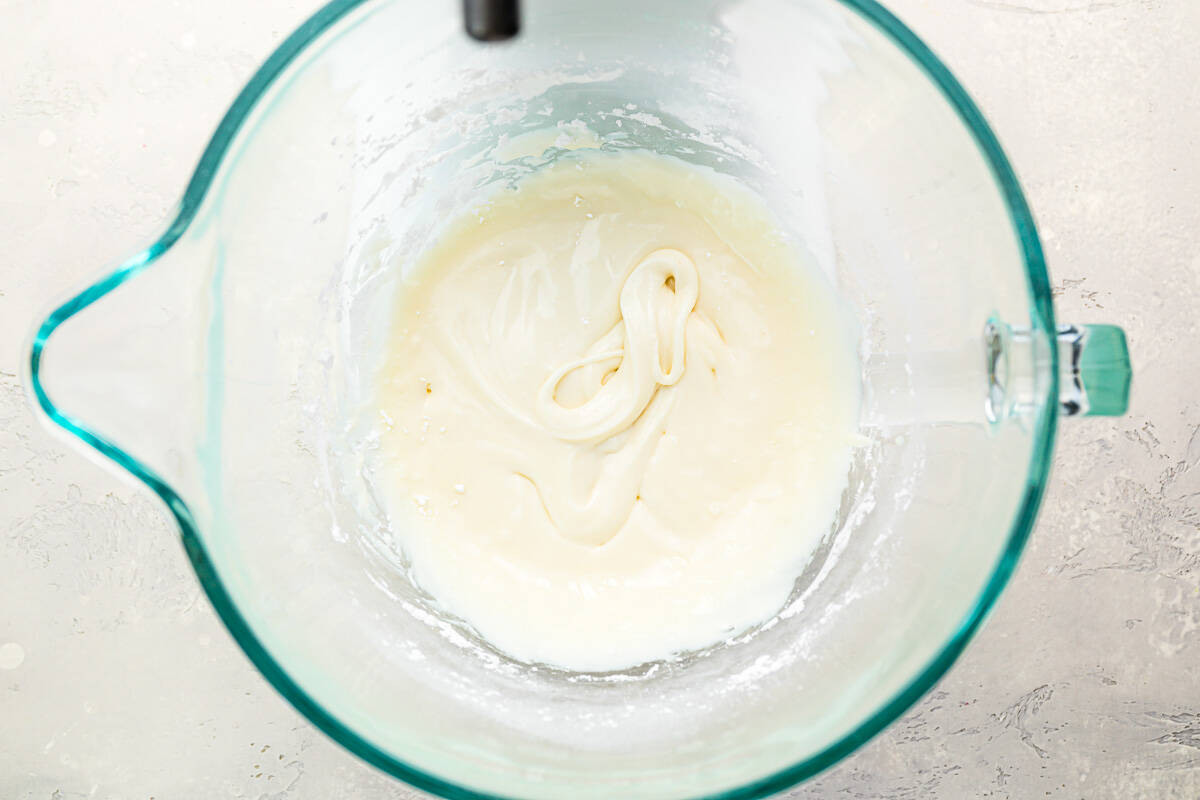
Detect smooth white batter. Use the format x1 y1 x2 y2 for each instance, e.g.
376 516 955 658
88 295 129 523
377 149 859 671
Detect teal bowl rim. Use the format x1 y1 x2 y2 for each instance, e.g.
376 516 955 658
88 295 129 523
27 0 1057 797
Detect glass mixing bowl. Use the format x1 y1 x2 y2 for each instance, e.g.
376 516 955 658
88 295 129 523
27 0 1132 797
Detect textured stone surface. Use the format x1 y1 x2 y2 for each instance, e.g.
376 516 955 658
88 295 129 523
2 0 1197 797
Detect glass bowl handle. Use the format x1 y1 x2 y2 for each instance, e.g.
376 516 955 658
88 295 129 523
985 319 1131 422
1055 324 1131 417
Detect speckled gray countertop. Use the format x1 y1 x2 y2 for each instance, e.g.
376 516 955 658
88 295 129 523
2 1 1198 797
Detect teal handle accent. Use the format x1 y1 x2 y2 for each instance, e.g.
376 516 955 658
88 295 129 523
1058 324 1131 417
